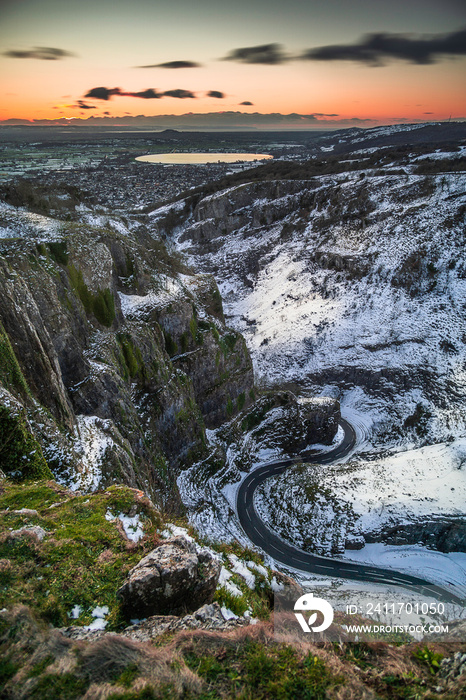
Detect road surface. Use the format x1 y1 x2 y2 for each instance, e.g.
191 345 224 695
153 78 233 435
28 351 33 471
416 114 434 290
236 418 464 605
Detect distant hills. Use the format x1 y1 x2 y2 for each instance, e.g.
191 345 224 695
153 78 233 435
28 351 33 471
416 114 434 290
2 111 462 131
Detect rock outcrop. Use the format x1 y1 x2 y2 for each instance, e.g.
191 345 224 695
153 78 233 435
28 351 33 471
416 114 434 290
366 516 466 553
61 602 247 642
179 180 312 248
0 204 254 505
116 536 221 617
220 390 340 461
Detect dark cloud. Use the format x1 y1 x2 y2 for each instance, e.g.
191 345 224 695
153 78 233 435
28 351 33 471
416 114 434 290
85 87 123 100
207 90 225 99
222 43 287 65
424 111 434 114
302 28 466 66
103 111 110 116
75 101 96 110
130 88 162 99
3 46 76 60
162 89 196 98
138 60 201 69
240 101 254 105
85 86 196 101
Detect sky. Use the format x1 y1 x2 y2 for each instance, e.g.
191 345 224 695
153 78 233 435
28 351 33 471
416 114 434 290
0 0 465 128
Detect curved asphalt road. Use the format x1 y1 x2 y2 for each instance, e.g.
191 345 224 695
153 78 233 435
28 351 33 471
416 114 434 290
237 418 464 606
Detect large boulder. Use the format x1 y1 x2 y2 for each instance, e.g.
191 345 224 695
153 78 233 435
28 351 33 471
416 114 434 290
116 536 221 618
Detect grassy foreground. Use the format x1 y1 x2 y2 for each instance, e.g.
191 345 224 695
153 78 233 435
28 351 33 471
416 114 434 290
0 479 465 698
1 605 465 699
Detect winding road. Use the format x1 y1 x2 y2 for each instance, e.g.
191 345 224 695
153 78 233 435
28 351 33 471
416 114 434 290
237 418 465 606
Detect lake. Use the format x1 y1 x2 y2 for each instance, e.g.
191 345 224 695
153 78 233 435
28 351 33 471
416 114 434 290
135 153 273 165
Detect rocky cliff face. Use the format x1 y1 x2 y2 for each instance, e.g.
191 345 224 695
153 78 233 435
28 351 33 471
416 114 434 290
179 180 311 249
171 167 466 449
365 516 466 553
0 203 254 508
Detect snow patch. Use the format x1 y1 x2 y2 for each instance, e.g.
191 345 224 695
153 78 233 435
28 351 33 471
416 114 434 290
228 554 256 589
105 511 145 542
70 416 114 491
85 605 109 630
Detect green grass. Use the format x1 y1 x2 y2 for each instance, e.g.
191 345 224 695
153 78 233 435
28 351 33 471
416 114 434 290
117 333 145 380
412 646 443 675
183 639 343 699
0 480 161 628
163 330 178 356
211 289 223 318
106 687 167 700
189 316 198 342
217 331 238 358
47 241 69 266
214 586 249 617
113 663 140 688
28 655 55 678
29 673 89 699
0 658 20 691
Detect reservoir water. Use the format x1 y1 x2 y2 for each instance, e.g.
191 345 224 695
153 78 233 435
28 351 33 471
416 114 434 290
135 153 273 165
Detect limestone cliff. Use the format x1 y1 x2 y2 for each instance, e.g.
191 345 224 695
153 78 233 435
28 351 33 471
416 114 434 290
0 204 254 508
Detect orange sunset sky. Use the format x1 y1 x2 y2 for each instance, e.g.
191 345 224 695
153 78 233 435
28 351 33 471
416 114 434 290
0 0 465 129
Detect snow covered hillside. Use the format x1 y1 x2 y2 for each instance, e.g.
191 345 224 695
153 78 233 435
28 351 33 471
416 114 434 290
166 135 466 579
254 438 466 554
172 156 466 448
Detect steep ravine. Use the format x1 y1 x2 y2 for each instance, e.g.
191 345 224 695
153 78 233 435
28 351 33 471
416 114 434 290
164 159 466 554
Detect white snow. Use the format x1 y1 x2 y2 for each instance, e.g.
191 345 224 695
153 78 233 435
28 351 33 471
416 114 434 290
0 201 61 240
218 566 243 596
69 604 82 619
342 543 466 593
252 437 466 564
174 168 466 443
224 580 243 597
228 554 256 589
85 605 109 631
219 566 233 586
247 561 269 579
271 576 285 593
161 524 195 542
118 277 186 318
328 439 466 533
170 137 466 601
105 511 145 542
69 416 114 491
148 200 185 219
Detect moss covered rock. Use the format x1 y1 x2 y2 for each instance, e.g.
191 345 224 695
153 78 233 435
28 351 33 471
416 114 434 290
0 390 51 480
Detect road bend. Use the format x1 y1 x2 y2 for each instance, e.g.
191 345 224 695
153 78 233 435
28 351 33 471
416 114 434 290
236 418 464 606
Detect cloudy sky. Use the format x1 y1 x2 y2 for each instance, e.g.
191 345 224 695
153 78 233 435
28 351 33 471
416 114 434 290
0 0 465 128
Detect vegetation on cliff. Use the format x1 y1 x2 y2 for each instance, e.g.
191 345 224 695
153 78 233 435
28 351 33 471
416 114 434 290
0 209 255 510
